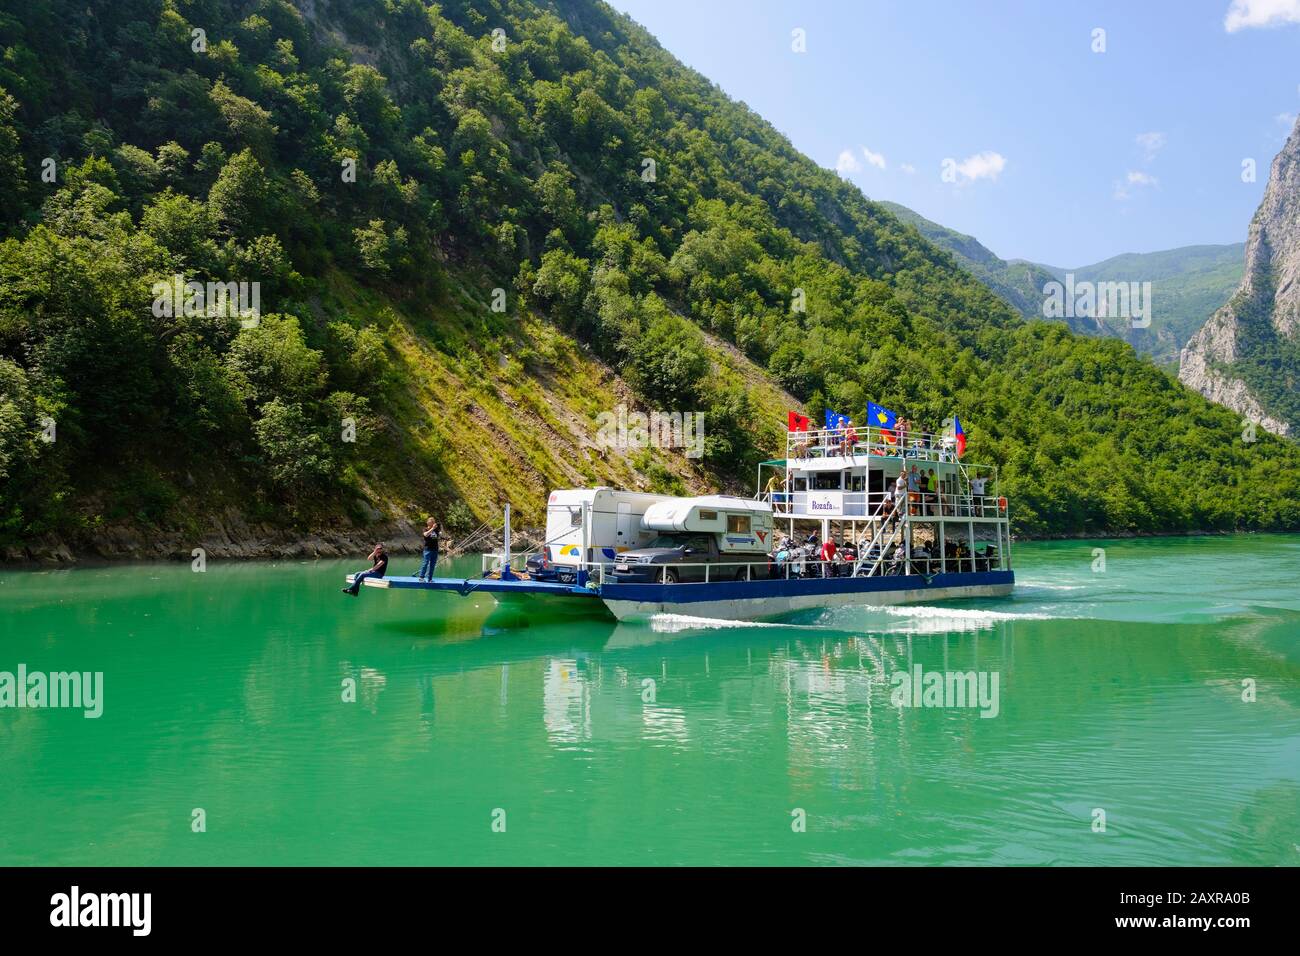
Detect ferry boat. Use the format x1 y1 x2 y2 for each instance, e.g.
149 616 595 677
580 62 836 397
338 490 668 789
346 423 1014 621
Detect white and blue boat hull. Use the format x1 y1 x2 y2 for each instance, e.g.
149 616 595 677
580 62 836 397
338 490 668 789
351 571 1015 623
597 570 1015 621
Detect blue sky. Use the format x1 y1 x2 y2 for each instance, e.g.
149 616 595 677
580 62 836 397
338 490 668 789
605 0 1300 266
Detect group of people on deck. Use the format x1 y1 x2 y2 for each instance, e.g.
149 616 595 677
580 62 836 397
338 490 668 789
899 464 947 516
894 466 992 516
766 466 993 518
767 527 994 578
797 414 957 459
342 517 444 596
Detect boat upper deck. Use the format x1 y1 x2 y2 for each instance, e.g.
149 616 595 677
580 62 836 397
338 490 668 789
785 425 970 467
761 426 1007 525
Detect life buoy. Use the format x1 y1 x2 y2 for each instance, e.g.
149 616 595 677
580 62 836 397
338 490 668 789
998 497 1007 512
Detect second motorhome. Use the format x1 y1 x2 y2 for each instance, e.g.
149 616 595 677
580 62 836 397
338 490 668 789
609 496 775 583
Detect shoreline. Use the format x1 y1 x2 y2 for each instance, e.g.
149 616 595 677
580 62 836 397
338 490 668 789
0 524 1284 568
0 519 548 568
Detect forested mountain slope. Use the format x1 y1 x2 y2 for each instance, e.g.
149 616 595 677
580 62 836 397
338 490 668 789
877 200 1061 324
0 0 1297 557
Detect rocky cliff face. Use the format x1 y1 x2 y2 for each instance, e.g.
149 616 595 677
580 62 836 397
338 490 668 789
1179 118 1300 437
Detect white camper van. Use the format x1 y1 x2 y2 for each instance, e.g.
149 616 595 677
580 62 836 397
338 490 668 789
533 488 674 581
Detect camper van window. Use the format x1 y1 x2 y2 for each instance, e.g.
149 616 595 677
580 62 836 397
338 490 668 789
726 514 751 534
569 507 582 527
699 510 718 521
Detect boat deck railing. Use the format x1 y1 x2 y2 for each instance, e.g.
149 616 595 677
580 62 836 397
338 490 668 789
763 489 1006 520
595 549 1008 585
787 426 968 466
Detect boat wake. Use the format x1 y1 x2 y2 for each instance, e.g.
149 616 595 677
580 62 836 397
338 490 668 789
876 605 1054 622
809 603 1061 634
648 613 825 634
646 605 1059 635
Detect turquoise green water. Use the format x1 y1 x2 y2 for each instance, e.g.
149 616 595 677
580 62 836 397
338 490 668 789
1 535 1297 866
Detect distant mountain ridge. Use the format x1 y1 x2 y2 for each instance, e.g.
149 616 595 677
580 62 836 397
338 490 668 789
879 201 1243 369
877 201 1061 322
1179 116 1300 437
1038 245 1245 368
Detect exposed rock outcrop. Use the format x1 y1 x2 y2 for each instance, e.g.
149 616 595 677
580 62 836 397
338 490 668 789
1179 117 1300 437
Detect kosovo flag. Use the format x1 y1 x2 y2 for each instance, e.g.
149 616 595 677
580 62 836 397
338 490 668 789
867 402 897 430
868 401 898 444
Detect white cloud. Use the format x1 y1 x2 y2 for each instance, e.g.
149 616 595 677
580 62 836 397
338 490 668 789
1135 131 1166 161
861 145 887 170
835 149 861 175
1276 111 1298 129
1113 170 1159 200
950 151 1006 183
900 163 917 175
1224 0 1300 32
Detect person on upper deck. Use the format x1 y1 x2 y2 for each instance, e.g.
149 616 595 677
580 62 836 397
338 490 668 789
832 419 846 454
843 419 858 455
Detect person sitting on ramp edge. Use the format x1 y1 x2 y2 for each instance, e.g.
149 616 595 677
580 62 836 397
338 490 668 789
343 544 389 595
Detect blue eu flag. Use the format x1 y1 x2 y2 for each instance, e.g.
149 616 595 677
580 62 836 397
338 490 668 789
824 409 848 429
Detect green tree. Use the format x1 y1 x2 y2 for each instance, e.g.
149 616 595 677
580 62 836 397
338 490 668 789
224 314 326 406
628 306 711 407
252 398 335 494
